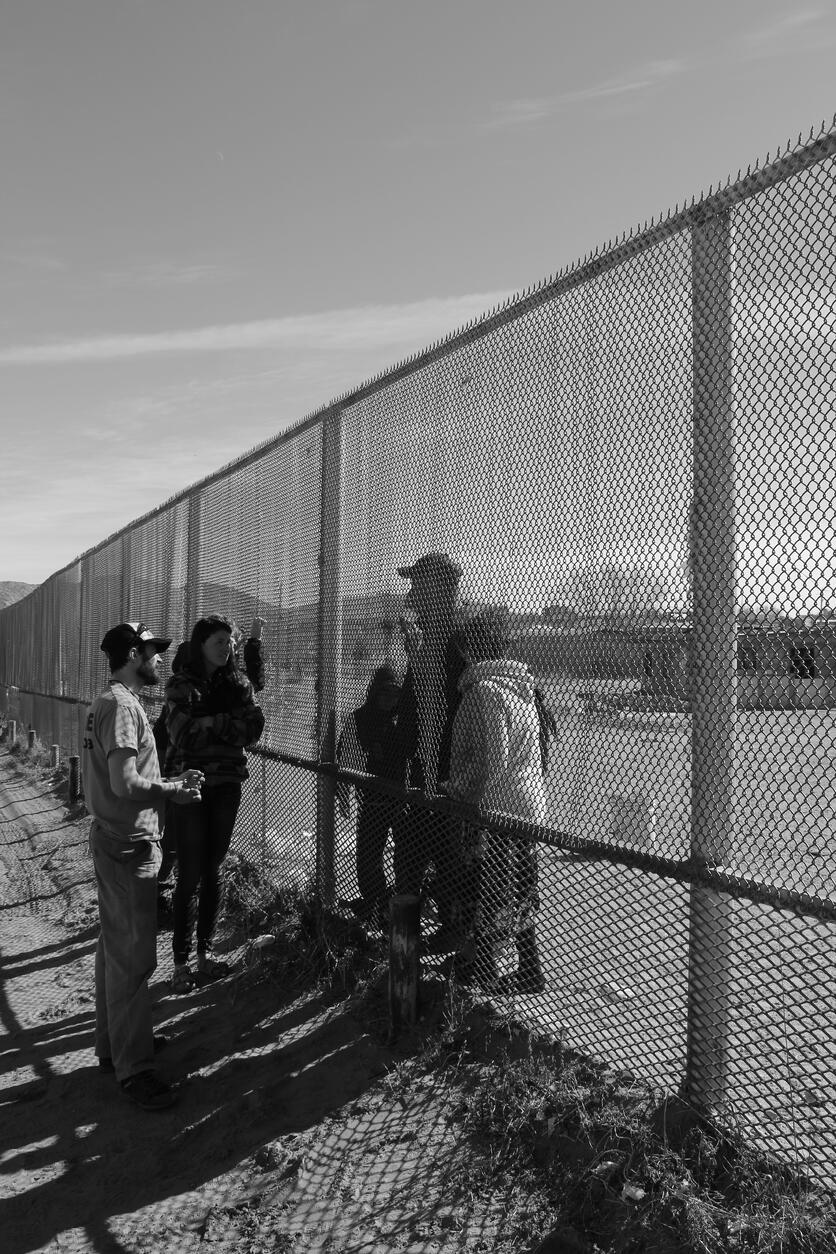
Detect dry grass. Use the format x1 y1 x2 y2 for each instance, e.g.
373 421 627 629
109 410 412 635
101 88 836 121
434 1021 836 1253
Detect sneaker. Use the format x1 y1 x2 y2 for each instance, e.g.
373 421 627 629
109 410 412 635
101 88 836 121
514 969 546 995
98 1034 170 1073
343 895 372 920
170 963 195 994
196 953 231 980
120 1070 177 1111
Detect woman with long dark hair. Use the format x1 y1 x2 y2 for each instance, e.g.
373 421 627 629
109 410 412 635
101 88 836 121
165 614 264 993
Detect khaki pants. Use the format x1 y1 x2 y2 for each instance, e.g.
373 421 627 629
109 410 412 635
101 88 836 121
90 822 161 1083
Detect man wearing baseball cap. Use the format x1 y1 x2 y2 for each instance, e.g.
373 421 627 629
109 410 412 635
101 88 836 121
392 553 467 954
83 622 204 1110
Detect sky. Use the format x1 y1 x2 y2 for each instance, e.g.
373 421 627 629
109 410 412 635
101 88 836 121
2 0 835 586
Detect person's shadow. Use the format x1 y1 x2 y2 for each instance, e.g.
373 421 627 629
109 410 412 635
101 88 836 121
1 936 393 1254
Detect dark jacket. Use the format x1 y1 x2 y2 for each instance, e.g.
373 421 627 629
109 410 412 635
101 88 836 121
336 703 401 782
394 633 465 793
336 666 401 780
165 662 264 784
155 639 265 770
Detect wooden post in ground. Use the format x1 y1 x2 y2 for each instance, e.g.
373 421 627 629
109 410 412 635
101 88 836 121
28 729 36 750
51 745 60 769
8 720 17 747
69 756 80 804
389 894 420 1037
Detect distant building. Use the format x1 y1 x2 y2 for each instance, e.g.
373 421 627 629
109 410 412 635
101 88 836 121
634 620 836 710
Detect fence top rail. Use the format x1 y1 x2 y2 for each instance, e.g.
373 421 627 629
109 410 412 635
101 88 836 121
4 117 835 612
6 685 836 927
262 749 836 927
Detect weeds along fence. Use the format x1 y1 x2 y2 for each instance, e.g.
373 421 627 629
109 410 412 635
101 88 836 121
3 122 836 1183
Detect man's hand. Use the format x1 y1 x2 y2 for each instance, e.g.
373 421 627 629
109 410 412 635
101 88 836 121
250 616 265 640
177 769 205 789
168 770 204 805
399 616 421 657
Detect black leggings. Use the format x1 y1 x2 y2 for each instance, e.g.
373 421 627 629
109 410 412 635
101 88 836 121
172 782 241 965
355 797 399 917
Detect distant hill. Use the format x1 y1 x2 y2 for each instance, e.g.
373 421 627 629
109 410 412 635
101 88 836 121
0 581 36 609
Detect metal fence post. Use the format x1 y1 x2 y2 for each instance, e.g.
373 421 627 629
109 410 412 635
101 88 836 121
260 755 268 878
184 492 202 630
69 755 80 804
121 532 132 615
77 703 88 760
8 719 17 747
178 493 201 860
316 407 343 909
684 207 736 1112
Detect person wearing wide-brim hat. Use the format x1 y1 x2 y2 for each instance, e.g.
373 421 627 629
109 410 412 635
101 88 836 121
391 552 468 954
84 622 204 1111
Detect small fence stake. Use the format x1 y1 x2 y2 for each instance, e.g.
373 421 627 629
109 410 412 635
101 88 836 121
8 719 17 747
388 894 420 1038
69 755 80 804
51 744 60 769
27 729 37 750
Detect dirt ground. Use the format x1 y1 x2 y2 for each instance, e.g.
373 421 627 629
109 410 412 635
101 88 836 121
0 750 559 1254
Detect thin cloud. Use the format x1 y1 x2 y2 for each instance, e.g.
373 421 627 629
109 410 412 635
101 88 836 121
0 292 510 366
103 260 240 288
486 59 685 129
740 8 831 60
1 250 66 273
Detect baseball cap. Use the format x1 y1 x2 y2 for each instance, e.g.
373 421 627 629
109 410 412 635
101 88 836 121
100 621 172 659
397 552 463 581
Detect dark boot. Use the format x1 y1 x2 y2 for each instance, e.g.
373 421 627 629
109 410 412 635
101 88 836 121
474 932 500 986
514 927 545 993
453 931 498 988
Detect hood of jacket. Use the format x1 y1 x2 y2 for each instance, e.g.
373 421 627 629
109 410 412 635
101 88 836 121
458 658 536 703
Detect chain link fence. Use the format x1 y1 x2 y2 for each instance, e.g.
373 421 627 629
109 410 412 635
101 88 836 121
2 123 836 1183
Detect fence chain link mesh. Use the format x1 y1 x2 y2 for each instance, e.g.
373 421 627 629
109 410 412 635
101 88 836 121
2 125 836 1182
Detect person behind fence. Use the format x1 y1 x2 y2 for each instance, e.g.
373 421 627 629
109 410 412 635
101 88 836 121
165 613 265 994
83 622 204 1111
335 664 402 930
444 607 554 994
392 551 467 952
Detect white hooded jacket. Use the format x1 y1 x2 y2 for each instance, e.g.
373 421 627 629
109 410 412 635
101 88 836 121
447 658 547 823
